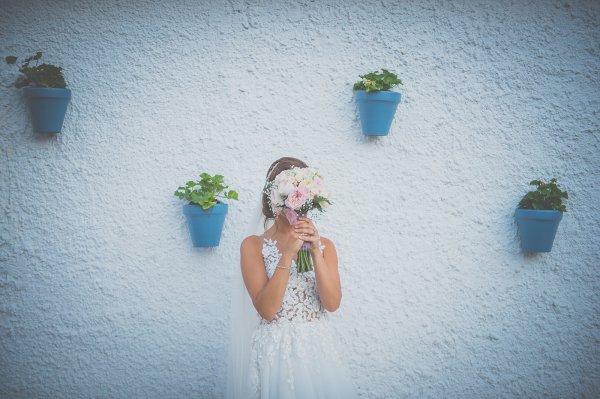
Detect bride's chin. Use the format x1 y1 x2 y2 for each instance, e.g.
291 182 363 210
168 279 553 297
276 213 290 225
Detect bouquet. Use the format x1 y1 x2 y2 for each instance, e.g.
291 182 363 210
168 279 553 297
264 166 332 273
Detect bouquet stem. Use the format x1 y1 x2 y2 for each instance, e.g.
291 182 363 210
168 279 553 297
284 207 314 273
296 242 313 273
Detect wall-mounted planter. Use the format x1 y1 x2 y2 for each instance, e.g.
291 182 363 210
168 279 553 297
514 207 563 252
183 202 228 247
355 90 401 136
24 87 71 133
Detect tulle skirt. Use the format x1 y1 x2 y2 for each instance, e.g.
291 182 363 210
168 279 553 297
247 314 358 399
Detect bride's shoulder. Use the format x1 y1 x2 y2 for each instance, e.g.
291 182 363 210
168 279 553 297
319 236 338 262
240 234 264 250
319 235 336 249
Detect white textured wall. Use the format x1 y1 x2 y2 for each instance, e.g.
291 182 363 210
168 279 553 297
1 0 599 398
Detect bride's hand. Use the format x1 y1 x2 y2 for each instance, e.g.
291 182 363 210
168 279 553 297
279 225 305 257
293 216 321 250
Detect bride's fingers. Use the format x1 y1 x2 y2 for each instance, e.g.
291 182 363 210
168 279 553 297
298 229 318 237
295 228 318 237
297 219 316 231
297 217 313 226
293 219 319 238
294 227 317 236
299 235 318 243
293 234 305 243
293 222 311 230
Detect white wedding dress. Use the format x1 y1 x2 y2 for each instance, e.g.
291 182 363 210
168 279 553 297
245 236 359 398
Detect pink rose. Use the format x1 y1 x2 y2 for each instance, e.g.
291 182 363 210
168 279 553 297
285 185 308 210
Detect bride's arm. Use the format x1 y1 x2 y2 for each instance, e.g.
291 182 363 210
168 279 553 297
240 236 293 321
311 237 342 312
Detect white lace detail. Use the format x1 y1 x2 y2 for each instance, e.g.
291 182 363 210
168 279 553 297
260 237 326 323
248 316 340 396
247 238 342 397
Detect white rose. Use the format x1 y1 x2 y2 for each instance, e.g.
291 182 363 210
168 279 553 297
294 168 308 182
278 180 295 196
270 187 284 206
286 176 295 186
274 172 286 184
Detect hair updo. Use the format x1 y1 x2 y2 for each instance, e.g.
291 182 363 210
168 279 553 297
262 156 308 228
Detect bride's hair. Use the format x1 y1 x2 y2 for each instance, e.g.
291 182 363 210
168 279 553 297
262 156 308 229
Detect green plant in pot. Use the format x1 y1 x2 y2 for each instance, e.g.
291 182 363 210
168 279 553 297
175 172 239 247
353 68 403 136
514 178 568 253
5 52 71 133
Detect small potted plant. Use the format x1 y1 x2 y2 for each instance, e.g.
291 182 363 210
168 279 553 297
353 68 403 136
514 178 568 253
174 172 238 247
5 52 71 133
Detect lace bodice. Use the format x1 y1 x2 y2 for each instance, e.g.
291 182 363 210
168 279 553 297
246 237 354 397
260 237 326 323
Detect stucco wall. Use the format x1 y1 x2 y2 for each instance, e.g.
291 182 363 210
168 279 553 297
1 0 599 398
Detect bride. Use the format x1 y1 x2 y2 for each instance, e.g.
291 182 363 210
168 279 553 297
225 157 358 398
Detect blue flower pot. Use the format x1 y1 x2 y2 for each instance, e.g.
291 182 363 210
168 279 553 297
355 90 401 136
23 87 71 133
514 208 563 253
183 202 228 247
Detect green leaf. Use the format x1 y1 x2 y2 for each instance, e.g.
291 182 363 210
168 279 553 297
11 57 67 88
175 171 239 206
518 178 568 211
353 68 402 92
202 200 217 210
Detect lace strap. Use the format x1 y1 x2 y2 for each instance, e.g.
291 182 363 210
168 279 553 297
318 241 326 253
263 235 325 251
